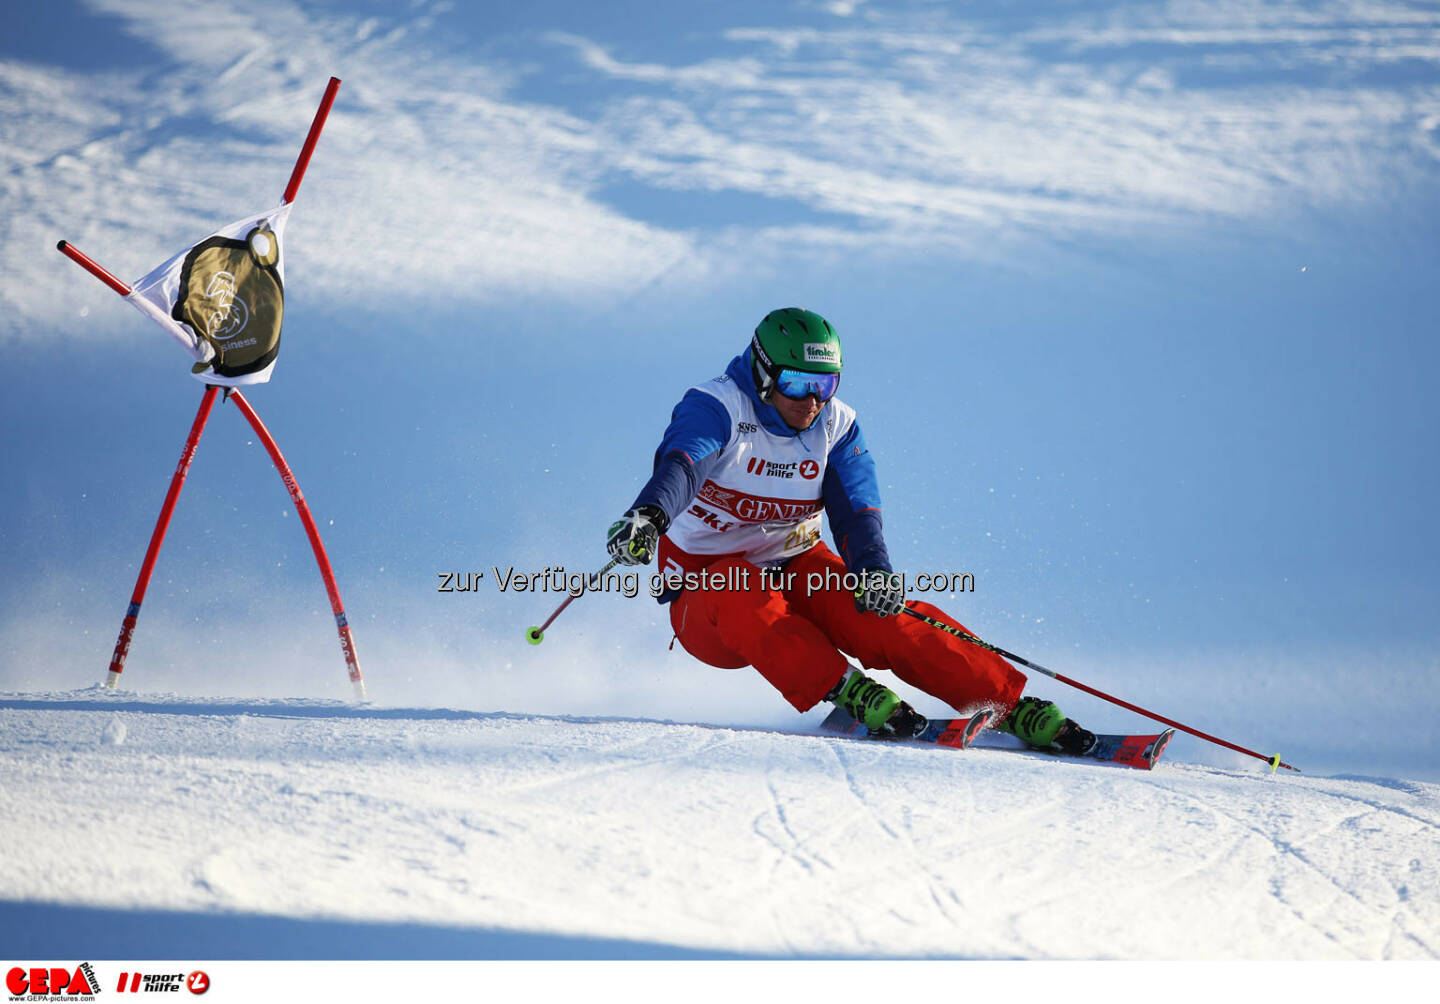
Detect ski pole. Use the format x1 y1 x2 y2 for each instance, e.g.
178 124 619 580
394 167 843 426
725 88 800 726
900 605 1299 773
524 558 622 645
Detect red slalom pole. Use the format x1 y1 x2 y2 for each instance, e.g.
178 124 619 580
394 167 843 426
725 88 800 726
56 240 133 296
106 386 220 689
901 606 1299 773
58 81 361 698
58 237 212 692
283 76 340 205
228 390 366 700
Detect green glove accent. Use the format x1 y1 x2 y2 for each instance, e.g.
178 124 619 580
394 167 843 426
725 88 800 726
853 569 906 617
605 504 668 566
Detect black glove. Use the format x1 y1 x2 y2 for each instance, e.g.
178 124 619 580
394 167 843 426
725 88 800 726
606 504 669 566
854 569 906 618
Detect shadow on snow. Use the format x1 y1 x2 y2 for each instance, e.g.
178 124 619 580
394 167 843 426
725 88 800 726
0 899 758 960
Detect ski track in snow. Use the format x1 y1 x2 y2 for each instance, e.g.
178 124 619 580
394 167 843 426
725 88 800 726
1 690 1437 960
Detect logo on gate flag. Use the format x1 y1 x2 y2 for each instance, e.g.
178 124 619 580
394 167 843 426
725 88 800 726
172 224 283 375
127 203 292 388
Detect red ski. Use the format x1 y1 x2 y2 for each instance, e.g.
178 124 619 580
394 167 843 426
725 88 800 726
973 727 1176 770
821 707 1176 769
820 707 994 749
1081 729 1176 770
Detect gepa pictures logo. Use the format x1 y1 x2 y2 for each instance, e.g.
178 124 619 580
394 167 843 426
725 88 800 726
6 963 100 1000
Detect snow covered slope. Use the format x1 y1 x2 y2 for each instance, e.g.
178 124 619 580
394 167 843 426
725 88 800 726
2 690 1436 960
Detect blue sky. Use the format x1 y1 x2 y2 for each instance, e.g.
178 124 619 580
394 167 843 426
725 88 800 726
2 0 1437 776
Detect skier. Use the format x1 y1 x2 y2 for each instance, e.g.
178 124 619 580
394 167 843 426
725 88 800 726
605 307 1095 753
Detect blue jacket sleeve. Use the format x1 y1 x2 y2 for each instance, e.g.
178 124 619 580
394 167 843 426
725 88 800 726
630 388 732 521
823 419 891 573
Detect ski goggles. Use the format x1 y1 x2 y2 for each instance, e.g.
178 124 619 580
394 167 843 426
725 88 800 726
774 368 840 402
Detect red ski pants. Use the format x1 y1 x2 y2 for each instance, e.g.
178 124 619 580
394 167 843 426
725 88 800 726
668 544 1026 714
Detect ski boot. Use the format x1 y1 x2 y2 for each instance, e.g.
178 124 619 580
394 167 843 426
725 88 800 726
826 668 928 739
1053 718 1098 756
998 696 1097 755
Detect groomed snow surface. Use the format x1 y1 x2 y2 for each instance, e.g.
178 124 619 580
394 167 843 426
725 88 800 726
2 690 1437 962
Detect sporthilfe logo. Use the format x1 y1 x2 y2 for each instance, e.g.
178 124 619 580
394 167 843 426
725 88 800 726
745 457 799 479
113 971 209 995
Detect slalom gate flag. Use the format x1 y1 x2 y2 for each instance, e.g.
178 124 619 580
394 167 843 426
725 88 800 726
126 202 294 387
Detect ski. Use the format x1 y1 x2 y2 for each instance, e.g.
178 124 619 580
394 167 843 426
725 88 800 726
820 707 1176 769
1078 729 1175 770
819 706 994 749
973 727 1176 770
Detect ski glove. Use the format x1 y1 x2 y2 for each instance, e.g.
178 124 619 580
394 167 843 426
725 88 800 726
854 569 906 618
606 504 669 566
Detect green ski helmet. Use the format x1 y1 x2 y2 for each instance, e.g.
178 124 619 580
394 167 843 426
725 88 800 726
749 308 843 401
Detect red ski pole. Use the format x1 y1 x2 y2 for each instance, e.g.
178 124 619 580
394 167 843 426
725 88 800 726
228 390 366 700
900 605 1299 773
524 558 622 645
